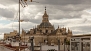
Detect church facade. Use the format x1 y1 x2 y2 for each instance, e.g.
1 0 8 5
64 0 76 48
20 7 72 45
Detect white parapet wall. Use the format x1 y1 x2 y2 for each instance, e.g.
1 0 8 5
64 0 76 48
11 42 19 46
0 45 14 51
41 45 69 51
42 45 58 50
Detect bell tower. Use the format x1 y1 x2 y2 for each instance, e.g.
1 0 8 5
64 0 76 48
38 6 55 34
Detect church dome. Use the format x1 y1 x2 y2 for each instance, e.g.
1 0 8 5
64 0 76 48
39 22 53 28
39 6 53 28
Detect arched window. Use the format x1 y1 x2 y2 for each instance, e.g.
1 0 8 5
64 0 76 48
46 30 48 33
40 30 42 32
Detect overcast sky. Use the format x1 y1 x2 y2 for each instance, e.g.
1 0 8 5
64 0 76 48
0 0 91 39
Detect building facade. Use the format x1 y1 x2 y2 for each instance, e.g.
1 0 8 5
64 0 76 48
20 7 72 45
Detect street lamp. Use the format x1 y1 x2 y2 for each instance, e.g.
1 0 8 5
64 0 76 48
29 36 34 51
39 42 42 51
56 37 60 51
64 38 67 51
58 39 60 51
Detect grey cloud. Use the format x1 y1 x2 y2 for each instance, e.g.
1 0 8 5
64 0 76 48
36 0 91 5
23 19 42 24
0 0 91 20
72 31 86 35
70 25 91 34
0 28 13 33
0 8 14 18
0 0 91 35
20 13 42 24
0 0 18 5
51 5 91 11
1 0 91 5
0 5 87 20
78 26 91 32
48 10 82 20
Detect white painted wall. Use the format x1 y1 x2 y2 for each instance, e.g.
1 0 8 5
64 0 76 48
11 42 19 46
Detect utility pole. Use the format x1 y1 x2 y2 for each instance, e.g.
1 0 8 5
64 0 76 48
18 0 39 51
18 0 33 51
18 0 21 51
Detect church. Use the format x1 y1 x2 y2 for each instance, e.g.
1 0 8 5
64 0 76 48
20 7 72 45
4 7 72 46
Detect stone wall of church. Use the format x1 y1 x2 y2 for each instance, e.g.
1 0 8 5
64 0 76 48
30 35 71 46
34 36 43 45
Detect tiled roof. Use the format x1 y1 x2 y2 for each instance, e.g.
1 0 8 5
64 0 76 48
0 44 27 51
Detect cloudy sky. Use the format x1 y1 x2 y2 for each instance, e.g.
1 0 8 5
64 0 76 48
0 0 91 39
